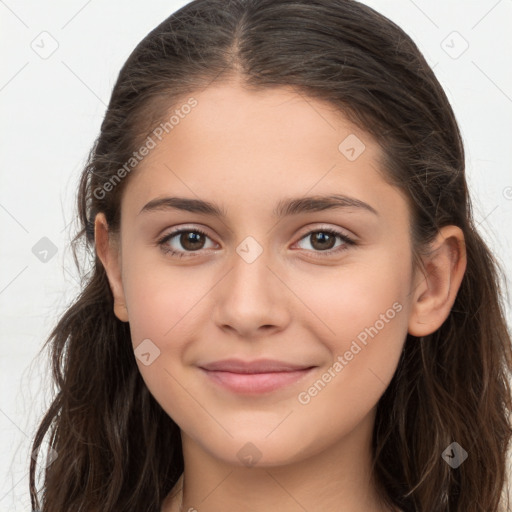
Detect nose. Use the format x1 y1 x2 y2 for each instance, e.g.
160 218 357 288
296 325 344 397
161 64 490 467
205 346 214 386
211 246 291 340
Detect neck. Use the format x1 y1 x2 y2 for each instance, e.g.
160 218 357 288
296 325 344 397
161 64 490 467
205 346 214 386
163 408 396 512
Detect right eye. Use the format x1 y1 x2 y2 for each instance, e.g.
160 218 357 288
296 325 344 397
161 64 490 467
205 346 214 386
157 227 218 258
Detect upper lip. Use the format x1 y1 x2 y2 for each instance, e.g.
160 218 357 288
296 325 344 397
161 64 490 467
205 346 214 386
199 358 314 374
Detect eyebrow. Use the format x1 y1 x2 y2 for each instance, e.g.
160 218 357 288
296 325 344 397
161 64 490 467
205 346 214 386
138 194 379 218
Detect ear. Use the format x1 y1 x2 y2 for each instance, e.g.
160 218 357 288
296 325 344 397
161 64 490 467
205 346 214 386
94 212 129 322
408 225 467 337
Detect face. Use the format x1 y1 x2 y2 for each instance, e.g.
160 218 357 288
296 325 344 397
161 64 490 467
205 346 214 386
99 81 418 468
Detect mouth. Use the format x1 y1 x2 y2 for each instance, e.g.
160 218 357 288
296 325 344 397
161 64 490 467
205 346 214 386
198 358 316 394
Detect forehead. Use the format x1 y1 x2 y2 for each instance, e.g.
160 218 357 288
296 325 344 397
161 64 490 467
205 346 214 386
162 82 369 155
120 81 406 226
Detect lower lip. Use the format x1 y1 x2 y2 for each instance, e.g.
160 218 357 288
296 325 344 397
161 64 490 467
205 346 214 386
200 367 315 394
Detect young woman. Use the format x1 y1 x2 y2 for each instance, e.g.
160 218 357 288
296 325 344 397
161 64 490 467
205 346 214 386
29 0 512 511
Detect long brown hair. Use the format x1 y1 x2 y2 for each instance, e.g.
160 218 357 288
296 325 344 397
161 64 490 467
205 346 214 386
29 0 512 510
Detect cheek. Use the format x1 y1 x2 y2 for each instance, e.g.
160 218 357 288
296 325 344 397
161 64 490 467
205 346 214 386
293 292 408 455
121 262 208 429
122 251 208 344
290 254 409 346
289 254 409 406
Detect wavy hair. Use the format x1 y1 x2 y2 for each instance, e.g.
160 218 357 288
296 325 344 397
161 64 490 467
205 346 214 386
29 0 512 510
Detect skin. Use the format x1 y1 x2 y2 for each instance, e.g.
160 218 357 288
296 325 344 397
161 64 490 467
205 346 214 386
95 79 467 512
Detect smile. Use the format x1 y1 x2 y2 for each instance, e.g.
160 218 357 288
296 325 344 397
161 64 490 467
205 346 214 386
199 367 315 394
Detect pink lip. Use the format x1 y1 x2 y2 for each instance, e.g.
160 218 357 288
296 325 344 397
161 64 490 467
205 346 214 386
199 358 316 394
200 358 313 373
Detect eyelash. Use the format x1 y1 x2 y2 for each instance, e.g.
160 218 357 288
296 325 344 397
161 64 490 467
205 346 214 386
156 226 356 259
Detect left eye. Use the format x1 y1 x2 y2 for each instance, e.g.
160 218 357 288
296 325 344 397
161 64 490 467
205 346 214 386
294 229 355 255
157 227 356 258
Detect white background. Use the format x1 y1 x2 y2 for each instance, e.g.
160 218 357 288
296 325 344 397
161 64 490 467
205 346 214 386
1 0 511 509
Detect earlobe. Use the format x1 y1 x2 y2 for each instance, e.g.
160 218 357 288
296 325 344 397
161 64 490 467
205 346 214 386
94 213 129 323
408 225 467 337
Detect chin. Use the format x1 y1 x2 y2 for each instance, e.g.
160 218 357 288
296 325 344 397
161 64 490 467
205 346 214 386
199 433 312 469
